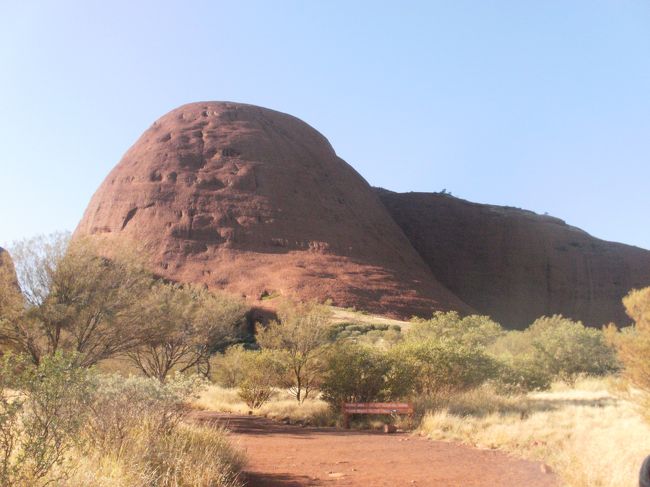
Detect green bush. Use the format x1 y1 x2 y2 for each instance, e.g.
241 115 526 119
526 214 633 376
527 315 617 383
408 311 504 348
494 354 552 393
210 345 249 388
0 352 94 486
236 350 282 409
320 343 392 409
389 339 498 396
489 315 617 386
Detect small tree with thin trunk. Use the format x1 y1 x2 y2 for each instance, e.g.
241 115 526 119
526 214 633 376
128 283 246 382
256 301 332 402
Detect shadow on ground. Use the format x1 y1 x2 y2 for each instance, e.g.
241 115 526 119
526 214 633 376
244 472 320 487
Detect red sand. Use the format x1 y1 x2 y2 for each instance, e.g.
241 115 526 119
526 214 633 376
194 413 559 487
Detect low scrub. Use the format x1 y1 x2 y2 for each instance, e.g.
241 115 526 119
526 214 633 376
0 353 244 487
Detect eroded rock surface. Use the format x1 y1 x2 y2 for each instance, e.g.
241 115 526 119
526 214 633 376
75 102 470 318
377 190 650 328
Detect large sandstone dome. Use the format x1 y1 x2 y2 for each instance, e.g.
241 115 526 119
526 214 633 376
75 102 470 318
378 190 650 328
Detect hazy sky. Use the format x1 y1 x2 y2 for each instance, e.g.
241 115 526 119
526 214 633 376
1 1 649 250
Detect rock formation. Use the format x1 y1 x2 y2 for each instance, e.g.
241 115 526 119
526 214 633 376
74 100 650 327
377 190 650 328
75 102 470 318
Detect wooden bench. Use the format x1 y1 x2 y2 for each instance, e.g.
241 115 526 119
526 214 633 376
342 402 414 429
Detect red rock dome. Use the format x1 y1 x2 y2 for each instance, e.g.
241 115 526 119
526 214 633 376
75 102 470 318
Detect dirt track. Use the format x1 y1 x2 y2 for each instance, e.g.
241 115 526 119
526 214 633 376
194 412 558 487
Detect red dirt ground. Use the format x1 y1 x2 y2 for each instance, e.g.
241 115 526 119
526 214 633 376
194 413 559 487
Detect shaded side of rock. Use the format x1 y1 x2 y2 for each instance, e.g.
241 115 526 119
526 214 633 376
377 190 650 328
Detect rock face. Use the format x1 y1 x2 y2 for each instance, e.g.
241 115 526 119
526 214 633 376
377 190 650 328
75 102 470 318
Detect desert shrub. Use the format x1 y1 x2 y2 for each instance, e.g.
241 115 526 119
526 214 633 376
210 345 249 388
489 316 617 386
408 311 504 348
0 352 94 486
494 354 553 393
320 343 392 409
526 315 617 383
76 373 245 487
236 350 281 409
84 373 204 451
389 339 498 396
256 301 331 402
0 349 243 486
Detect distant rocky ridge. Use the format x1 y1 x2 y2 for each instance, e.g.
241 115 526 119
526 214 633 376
74 101 650 327
377 190 650 328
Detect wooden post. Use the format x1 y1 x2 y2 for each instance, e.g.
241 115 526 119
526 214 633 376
342 402 351 429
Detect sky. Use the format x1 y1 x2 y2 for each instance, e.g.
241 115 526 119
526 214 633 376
1 0 649 250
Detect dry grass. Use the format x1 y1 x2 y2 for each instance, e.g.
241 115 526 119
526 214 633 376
193 385 335 426
419 377 650 487
65 422 245 487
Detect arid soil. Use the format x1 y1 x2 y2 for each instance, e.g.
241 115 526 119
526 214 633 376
194 413 558 487
378 189 650 328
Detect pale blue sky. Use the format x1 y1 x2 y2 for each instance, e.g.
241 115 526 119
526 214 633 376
1 1 649 249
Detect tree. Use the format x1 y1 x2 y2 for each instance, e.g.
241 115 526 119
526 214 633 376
608 288 650 419
127 283 246 381
0 234 155 366
256 301 332 402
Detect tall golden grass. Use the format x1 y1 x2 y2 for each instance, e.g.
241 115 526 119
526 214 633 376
65 422 245 487
193 385 335 426
419 378 650 487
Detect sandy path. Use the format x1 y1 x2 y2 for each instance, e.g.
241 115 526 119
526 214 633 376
194 412 558 487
